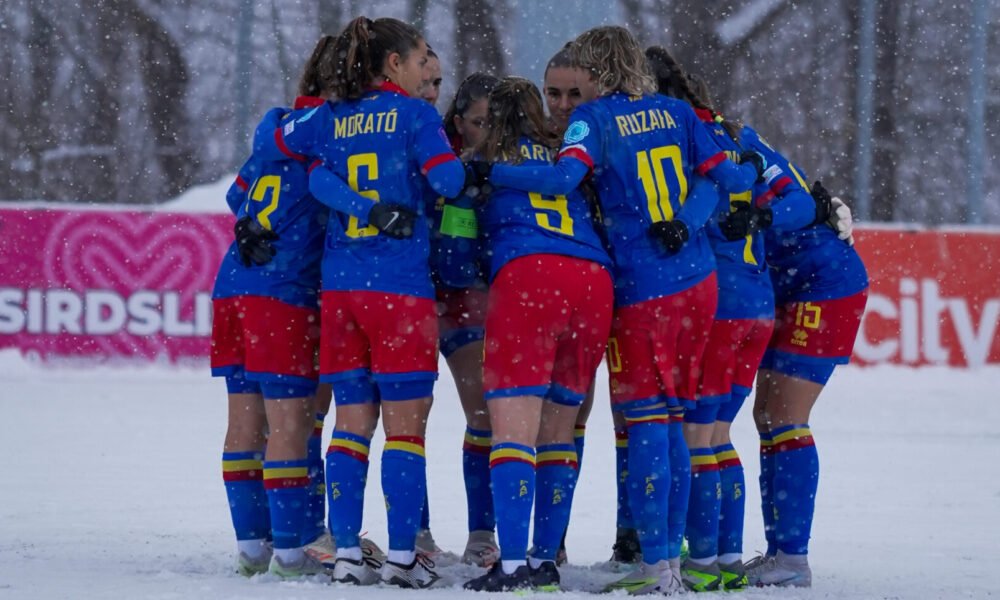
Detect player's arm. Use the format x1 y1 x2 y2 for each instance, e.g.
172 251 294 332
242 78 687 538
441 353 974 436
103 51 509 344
489 107 600 195
672 174 718 233
225 158 255 215
687 107 758 193
414 103 466 198
252 105 324 163
307 162 377 218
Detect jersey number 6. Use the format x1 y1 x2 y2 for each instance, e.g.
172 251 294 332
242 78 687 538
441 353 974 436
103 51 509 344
345 153 381 238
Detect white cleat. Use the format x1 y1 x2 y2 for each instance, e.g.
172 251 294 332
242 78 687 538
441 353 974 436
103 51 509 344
461 530 500 568
746 551 811 588
236 551 271 577
380 554 441 589
332 555 382 586
268 551 328 579
604 559 684 595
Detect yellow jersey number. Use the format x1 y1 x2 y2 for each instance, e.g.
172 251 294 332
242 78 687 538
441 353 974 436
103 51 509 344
636 145 687 223
729 189 757 265
250 175 281 230
344 153 381 238
529 192 574 236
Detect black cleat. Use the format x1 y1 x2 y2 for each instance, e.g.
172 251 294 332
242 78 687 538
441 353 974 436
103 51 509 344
463 562 534 592
611 527 642 564
531 560 561 591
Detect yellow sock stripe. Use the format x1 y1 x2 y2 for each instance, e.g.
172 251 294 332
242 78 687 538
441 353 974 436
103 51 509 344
328 438 370 457
222 459 262 472
624 413 669 425
384 440 426 457
536 450 578 464
489 447 536 465
715 449 739 463
574 426 586 438
262 466 309 480
690 454 719 467
463 432 491 447
772 427 812 444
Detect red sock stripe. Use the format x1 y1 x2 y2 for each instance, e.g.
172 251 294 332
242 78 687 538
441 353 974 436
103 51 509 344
716 449 742 470
463 441 491 455
489 447 536 469
327 438 370 463
772 435 815 453
222 459 262 482
690 454 720 473
262 466 310 490
536 450 579 470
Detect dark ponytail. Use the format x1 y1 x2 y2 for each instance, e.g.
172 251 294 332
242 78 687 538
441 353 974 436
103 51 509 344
443 72 499 144
298 35 338 98
645 45 742 144
332 16 422 100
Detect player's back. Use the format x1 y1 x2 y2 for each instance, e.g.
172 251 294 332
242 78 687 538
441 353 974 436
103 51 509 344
481 137 610 280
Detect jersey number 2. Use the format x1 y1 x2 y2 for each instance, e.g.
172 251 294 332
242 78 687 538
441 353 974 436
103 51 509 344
250 175 281 230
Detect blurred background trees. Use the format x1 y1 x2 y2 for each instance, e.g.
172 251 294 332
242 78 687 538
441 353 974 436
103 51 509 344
0 0 996 224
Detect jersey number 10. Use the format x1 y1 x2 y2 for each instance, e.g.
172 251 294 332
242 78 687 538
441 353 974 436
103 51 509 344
636 145 687 223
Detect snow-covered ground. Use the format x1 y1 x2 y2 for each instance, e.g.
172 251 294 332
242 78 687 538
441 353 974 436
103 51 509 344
1 353 997 599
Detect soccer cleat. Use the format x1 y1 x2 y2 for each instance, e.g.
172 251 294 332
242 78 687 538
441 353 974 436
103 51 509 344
604 559 684 595
236 551 271 577
719 559 748 591
268 551 327 579
531 560 561 592
463 562 534 592
379 554 441 589
461 530 500 568
743 553 775 580
415 528 459 565
304 530 336 569
746 551 811 588
680 558 722 592
332 555 381 586
361 537 387 564
609 527 643 567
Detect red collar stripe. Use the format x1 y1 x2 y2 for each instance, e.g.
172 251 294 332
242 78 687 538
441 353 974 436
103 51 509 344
293 95 326 109
377 81 410 96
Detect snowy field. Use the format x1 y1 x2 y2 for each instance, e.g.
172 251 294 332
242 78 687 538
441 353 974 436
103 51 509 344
1 352 997 599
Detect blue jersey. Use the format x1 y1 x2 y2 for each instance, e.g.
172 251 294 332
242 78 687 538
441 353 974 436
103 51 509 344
479 137 611 280
759 157 869 302
213 97 328 308
491 92 758 306
696 112 773 320
253 82 465 298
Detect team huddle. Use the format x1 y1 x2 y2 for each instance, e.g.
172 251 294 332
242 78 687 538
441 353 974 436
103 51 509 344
210 16 869 595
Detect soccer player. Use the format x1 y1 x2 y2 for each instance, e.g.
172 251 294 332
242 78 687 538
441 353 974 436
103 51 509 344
725 169 869 588
212 36 339 579
252 16 467 589
418 46 442 106
426 72 503 568
478 26 762 595
458 77 614 593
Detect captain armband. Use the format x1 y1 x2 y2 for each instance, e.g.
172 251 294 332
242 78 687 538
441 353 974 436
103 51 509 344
440 205 478 239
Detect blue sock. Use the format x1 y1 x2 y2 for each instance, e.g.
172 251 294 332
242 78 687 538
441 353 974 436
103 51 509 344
420 488 431 531
302 412 326 544
463 427 495 532
686 447 721 560
667 412 690 559
263 459 311 549
532 444 578 560
326 431 371 549
614 428 634 529
759 431 777 555
771 424 818 556
624 410 671 564
383 436 427 552
716 443 745 557
490 442 536 561
574 424 586 469
222 451 271 541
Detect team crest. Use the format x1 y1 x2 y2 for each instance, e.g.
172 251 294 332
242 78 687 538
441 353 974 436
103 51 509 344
564 120 590 144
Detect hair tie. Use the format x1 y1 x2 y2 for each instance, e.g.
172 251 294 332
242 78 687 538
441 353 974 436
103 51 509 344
714 114 724 124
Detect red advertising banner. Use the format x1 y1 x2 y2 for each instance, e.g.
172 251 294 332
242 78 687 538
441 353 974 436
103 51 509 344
0 207 997 367
851 227 1000 368
0 208 232 362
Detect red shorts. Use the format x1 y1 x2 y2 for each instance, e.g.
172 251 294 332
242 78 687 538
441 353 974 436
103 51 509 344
698 318 774 403
319 291 438 401
483 254 613 406
210 295 320 383
608 273 718 410
435 285 488 357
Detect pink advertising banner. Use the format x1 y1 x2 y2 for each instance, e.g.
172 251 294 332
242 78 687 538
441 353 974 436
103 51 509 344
0 208 233 362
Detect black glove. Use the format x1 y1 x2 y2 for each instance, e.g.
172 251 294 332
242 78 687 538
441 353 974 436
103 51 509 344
462 160 493 201
367 202 416 239
810 180 833 226
739 151 766 181
234 216 278 267
649 220 689 253
719 203 773 241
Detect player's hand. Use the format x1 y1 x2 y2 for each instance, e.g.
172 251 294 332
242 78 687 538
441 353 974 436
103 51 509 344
463 160 493 200
234 216 278 267
739 151 767 181
649 220 689 253
810 180 834 226
719 203 773 241
828 195 855 246
368 202 416 239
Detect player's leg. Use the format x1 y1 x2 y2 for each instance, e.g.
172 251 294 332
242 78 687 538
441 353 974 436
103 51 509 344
302 384 333 565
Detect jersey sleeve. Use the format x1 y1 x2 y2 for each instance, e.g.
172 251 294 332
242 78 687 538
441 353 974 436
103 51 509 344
742 127 816 230
413 102 465 199
308 163 378 219
252 104 327 163
489 105 599 195
225 158 255 215
673 175 718 233
684 105 756 193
